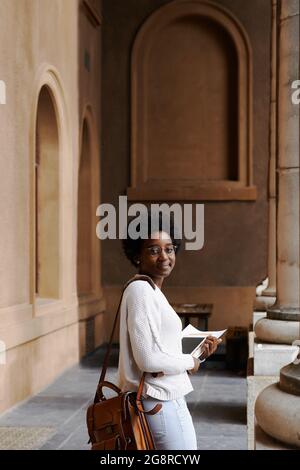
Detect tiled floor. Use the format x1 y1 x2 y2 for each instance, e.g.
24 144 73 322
0 346 247 450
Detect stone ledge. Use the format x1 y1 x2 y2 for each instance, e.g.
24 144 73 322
254 342 299 375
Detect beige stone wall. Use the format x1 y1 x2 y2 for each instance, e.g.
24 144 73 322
0 0 80 413
2 323 79 413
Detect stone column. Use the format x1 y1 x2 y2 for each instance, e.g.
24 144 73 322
254 0 300 345
255 0 300 448
254 0 277 312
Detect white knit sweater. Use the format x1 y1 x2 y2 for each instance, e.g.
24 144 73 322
117 279 195 400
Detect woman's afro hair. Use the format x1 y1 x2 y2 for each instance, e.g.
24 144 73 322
122 212 182 267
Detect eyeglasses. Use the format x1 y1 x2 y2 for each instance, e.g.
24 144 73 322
145 245 177 256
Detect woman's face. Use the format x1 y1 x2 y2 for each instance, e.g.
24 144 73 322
137 231 176 279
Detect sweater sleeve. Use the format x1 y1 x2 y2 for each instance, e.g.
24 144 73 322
126 282 195 375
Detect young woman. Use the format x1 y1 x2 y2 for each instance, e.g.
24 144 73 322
117 214 220 450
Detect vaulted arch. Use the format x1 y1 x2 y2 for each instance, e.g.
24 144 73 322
30 66 74 310
128 0 255 201
35 85 60 298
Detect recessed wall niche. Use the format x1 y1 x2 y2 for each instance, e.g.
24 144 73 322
127 0 256 201
77 119 93 296
77 107 103 319
35 85 60 298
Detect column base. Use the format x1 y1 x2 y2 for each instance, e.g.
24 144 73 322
255 383 300 448
267 305 300 321
261 287 276 297
255 422 298 450
254 317 299 344
254 295 276 311
280 363 300 396
252 311 266 330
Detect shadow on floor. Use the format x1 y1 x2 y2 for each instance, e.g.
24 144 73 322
191 401 247 425
80 343 120 368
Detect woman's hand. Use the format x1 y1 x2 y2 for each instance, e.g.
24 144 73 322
199 336 222 360
150 337 222 376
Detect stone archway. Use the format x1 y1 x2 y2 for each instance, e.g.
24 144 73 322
35 85 60 299
77 107 105 356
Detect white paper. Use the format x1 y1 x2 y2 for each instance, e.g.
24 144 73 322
181 324 227 358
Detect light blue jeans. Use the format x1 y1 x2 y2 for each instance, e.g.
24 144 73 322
142 396 198 450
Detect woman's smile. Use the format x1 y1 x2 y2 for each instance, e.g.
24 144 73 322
157 262 171 269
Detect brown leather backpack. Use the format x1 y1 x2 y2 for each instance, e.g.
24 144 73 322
86 274 163 450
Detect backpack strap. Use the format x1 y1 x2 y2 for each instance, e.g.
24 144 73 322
94 274 156 403
123 273 156 291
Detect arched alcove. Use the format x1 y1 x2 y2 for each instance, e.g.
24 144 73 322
77 119 93 296
77 108 102 303
35 85 59 298
77 107 104 356
127 0 256 201
30 66 74 310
